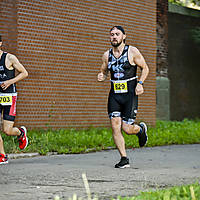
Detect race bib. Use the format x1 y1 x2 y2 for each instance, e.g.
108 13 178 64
113 80 128 93
0 94 13 105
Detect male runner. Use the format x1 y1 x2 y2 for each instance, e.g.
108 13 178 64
0 35 28 164
97 26 149 168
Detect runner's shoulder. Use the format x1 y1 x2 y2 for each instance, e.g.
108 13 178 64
102 50 109 62
128 46 140 54
6 53 17 62
103 50 109 57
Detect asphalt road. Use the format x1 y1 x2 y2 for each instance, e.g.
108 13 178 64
0 144 200 200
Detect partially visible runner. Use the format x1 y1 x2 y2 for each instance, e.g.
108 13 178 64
0 35 28 164
97 26 149 168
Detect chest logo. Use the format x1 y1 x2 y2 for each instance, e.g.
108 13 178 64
114 73 124 79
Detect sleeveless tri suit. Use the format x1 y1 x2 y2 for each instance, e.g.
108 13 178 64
0 52 17 121
107 45 138 125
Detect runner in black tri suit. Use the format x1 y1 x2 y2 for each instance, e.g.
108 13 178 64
97 26 149 168
0 35 28 164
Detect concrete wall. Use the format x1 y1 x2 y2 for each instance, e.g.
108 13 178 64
156 0 170 120
0 0 157 129
157 3 200 121
156 76 170 120
168 4 200 120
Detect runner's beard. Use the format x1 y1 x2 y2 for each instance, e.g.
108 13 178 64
111 40 122 47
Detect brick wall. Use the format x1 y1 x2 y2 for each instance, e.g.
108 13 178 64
156 0 168 77
1 0 157 129
0 0 17 54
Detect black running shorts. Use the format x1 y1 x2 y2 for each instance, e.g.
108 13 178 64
107 80 138 125
0 95 17 121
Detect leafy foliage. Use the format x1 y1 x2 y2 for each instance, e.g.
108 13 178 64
191 0 200 6
169 0 184 6
169 0 200 6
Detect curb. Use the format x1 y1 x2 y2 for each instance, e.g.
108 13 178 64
7 152 59 159
8 152 40 159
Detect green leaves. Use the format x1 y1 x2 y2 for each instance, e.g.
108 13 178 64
169 0 200 6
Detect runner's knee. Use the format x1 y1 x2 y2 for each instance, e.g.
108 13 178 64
110 114 122 134
3 126 13 136
111 119 121 131
0 135 3 143
122 123 139 135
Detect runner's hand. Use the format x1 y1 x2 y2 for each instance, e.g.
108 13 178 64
135 83 144 95
97 72 106 82
1 80 12 90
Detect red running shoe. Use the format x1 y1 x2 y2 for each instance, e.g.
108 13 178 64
18 126 28 150
0 154 8 164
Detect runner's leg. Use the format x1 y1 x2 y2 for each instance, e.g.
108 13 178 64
0 106 5 154
0 134 5 154
3 120 28 150
111 117 126 157
2 120 21 136
122 122 140 135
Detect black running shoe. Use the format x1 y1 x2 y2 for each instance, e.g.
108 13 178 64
137 122 148 147
115 157 130 168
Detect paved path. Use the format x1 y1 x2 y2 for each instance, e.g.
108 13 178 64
0 144 200 200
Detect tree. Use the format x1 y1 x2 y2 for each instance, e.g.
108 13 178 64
190 0 200 6
169 0 200 6
169 0 184 6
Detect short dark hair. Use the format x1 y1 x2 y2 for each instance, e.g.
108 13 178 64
110 26 125 34
0 35 2 42
110 26 126 43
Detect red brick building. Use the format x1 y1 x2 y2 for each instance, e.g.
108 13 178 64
0 0 157 129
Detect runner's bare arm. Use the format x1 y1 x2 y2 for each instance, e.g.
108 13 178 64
1 54 28 90
130 46 149 95
97 51 109 82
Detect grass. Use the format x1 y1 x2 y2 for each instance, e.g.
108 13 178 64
1 119 200 200
57 174 200 200
2 118 200 155
117 182 200 200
